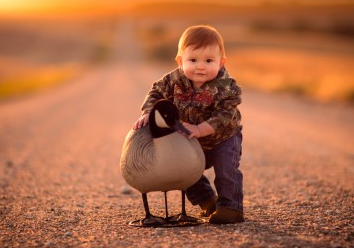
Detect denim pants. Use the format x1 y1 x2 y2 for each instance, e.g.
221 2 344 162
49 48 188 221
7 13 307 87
186 129 243 212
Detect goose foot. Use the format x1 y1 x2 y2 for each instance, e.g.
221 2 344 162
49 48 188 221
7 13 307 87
166 213 200 224
129 214 205 227
140 215 166 226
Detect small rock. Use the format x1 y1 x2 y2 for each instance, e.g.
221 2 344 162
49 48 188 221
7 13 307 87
330 244 342 248
120 185 133 195
6 223 14 228
45 241 53 246
239 241 254 248
64 232 72 237
154 228 164 235
345 235 352 241
6 160 13 167
108 194 119 198
76 203 84 208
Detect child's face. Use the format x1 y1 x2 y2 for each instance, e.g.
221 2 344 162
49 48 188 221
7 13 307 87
177 45 226 86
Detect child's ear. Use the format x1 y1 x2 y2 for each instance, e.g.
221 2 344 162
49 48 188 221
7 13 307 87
220 57 227 68
176 56 183 67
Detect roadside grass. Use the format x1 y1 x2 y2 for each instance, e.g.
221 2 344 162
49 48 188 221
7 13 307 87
0 63 83 100
0 18 115 101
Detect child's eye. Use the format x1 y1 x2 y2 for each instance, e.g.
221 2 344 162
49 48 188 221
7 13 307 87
190 59 196 62
206 59 213 63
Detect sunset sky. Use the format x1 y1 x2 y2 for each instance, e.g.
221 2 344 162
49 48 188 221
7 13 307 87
0 0 352 16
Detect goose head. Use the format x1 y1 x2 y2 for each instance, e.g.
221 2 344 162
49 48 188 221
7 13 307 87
148 100 191 138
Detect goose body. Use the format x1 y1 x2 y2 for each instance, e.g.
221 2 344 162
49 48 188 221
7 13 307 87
120 127 205 193
119 100 205 226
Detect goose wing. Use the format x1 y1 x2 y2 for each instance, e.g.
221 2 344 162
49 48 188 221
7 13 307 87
120 126 156 184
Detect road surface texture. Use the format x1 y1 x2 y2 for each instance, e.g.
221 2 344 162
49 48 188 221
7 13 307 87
1 20 354 248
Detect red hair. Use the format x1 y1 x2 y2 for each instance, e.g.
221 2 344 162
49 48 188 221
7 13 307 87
176 25 226 60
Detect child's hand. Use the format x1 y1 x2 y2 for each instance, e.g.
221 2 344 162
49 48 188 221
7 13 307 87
133 114 149 130
182 123 201 139
182 121 215 139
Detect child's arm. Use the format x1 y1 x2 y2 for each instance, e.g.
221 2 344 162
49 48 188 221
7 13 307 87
182 121 215 139
141 76 175 116
134 70 177 130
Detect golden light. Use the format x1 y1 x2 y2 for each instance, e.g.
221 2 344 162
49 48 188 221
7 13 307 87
0 0 133 17
0 0 52 13
0 0 352 17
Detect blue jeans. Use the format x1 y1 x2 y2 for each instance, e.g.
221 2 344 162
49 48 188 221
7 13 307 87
186 129 243 212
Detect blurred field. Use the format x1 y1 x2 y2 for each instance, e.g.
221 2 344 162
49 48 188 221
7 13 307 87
227 41 354 102
1 2 354 103
0 18 116 100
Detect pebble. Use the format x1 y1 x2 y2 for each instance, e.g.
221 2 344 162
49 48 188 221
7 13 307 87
6 223 14 228
239 241 255 248
76 203 84 208
45 241 53 246
120 185 133 195
154 228 164 235
6 160 13 167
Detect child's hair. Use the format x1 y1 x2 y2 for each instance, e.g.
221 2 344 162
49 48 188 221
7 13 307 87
176 25 226 60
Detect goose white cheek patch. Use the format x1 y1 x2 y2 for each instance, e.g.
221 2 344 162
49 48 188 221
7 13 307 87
155 110 169 128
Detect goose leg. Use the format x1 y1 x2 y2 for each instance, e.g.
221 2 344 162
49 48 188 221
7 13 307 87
164 191 178 223
140 193 165 226
164 191 169 219
176 190 200 223
142 193 151 217
166 190 200 224
181 190 187 215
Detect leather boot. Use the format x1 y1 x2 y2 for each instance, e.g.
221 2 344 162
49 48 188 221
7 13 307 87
209 206 244 224
198 195 217 217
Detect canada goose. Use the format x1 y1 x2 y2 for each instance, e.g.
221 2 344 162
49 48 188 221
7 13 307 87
120 100 205 226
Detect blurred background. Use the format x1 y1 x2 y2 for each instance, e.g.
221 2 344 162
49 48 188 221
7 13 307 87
0 0 354 103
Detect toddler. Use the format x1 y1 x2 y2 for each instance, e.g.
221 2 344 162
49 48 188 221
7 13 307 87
133 25 244 224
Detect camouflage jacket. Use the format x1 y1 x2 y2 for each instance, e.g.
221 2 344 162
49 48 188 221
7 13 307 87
141 67 242 150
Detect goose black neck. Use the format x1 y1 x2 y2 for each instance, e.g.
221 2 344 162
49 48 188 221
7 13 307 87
149 110 174 138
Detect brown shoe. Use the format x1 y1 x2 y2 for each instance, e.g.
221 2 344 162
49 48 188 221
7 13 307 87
198 196 217 217
209 206 244 224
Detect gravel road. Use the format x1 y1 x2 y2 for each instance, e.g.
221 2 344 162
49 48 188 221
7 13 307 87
1 20 354 248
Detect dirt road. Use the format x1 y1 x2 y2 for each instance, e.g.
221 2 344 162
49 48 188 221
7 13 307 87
1 20 354 248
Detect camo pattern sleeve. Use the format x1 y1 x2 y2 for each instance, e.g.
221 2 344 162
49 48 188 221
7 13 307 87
140 70 177 115
198 77 242 150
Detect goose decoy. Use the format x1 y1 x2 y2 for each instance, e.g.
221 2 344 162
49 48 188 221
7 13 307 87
120 99 205 227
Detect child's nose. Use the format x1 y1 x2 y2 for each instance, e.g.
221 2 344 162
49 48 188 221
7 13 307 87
196 63 205 69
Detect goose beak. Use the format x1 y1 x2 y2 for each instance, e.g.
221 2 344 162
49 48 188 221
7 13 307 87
173 120 191 136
